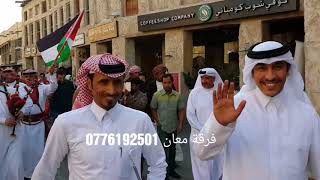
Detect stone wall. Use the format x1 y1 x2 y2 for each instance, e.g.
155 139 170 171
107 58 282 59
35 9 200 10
238 20 264 85
22 0 72 70
164 30 193 99
138 0 224 13
304 0 320 112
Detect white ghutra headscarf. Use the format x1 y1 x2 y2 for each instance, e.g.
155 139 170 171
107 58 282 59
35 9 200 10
240 41 311 104
194 68 223 90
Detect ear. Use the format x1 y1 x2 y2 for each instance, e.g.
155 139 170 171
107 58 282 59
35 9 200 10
287 63 291 73
87 77 93 92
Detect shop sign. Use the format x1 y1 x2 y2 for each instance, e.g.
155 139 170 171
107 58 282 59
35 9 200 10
24 47 31 56
24 46 38 56
198 5 213 22
73 33 85 47
88 21 118 43
31 47 37 55
138 0 298 32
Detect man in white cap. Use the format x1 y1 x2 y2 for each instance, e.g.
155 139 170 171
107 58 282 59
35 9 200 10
32 53 167 180
195 41 320 180
187 68 223 180
0 80 32 180
2 67 25 89
129 65 142 80
20 68 58 180
1 67 30 111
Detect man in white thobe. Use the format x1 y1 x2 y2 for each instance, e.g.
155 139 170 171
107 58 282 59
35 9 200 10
0 81 32 180
187 68 223 180
195 41 320 180
32 53 167 180
2 67 28 90
20 68 58 179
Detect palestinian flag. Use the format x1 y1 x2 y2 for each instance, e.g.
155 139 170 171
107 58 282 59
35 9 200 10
36 11 84 66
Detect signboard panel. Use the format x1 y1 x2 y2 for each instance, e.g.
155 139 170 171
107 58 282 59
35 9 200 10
73 33 85 46
138 0 298 31
88 21 118 43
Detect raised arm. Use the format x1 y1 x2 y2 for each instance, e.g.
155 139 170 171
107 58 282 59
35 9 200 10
195 80 246 160
43 73 58 96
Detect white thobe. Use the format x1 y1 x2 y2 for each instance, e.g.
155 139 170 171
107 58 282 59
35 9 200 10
20 73 58 178
196 87 320 180
187 88 223 180
7 81 27 90
0 85 32 180
32 101 167 180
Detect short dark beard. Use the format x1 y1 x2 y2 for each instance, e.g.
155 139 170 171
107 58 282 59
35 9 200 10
165 88 172 94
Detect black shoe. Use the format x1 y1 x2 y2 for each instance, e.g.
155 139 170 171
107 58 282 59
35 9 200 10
165 176 170 180
168 171 181 179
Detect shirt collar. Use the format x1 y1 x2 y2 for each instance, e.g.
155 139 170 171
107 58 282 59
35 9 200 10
255 87 271 108
90 101 119 122
200 86 214 92
254 87 286 109
7 81 17 87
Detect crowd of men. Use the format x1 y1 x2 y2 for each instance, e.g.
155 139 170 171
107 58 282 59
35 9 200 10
0 41 319 180
0 66 75 180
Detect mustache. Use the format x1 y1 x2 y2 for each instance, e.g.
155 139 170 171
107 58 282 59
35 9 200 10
96 91 119 98
261 79 283 84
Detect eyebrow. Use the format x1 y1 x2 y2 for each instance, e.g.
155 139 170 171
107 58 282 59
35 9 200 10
255 63 267 66
272 61 287 65
97 78 110 83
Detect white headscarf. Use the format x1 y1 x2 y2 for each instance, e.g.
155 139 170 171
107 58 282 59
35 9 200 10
194 68 223 90
240 41 310 103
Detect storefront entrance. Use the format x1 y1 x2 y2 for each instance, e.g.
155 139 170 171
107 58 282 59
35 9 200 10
135 34 164 80
192 25 240 89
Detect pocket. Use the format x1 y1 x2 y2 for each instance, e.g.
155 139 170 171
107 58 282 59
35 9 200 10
118 146 141 178
281 142 309 175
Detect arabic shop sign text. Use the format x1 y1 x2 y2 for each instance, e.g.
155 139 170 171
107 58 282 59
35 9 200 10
140 13 195 26
138 0 298 32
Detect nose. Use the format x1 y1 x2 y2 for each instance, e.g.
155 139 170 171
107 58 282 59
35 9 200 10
107 84 116 95
265 67 276 81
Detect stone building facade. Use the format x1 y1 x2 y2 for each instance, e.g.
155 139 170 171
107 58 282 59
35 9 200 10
0 22 23 68
21 0 75 73
113 0 319 113
21 0 320 112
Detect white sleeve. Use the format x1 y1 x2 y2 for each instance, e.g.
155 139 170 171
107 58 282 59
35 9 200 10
186 91 202 131
0 100 7 124
18 84 28 98
31 115 69 180
142 116 167 180
308 110 320 178
44 73 58 96
195 113 235 160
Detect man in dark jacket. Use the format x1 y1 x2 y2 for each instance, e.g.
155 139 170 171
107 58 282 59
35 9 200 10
50 67 75 122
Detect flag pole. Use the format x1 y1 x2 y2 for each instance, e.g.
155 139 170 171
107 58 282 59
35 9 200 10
49 10 84 72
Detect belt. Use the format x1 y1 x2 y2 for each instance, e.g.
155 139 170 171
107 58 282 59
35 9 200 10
22 114 43 125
